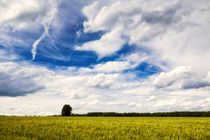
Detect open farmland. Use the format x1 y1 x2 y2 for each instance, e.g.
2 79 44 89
0 116 209 140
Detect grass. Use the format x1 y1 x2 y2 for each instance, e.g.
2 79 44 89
0 116 209 140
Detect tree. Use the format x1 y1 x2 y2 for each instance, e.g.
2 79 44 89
61 104 72 116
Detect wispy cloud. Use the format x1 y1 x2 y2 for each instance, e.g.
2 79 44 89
32 24 49 60
0 0 57 59
31 0 57 60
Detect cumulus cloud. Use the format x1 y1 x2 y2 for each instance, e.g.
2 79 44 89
1 0 57 30
152 66 210 90
0 0 210 115
0 62 53 96
77 52 148 74
93 61 131 73
75 27 126 57
83 0 183 34
85 73 120 89
0 62 210 115
82 0 210 71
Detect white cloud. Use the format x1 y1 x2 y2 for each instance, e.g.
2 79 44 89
0 62 53 96
75 27 126 57
0 0 57 30
152 66 210 90
0 0 210 115
83 0 142 32
0 0 57 59
77 52 148 73
0 33 29 47
0 62 209 115
93 61 131 73
122 52 148 64
85 73 120 89
32 0 57 60
82 0 210 72
82 1 100 20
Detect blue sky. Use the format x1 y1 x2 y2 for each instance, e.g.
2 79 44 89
0 0 210 115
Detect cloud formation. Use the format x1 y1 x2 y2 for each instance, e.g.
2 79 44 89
76 27 126 57
152 66 210 90
0 0 57 59
31 0 57 60
0 61 210 115
81 0 210 71
0 0 210 115
0 62 52 96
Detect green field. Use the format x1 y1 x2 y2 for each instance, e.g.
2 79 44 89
0 116 209 140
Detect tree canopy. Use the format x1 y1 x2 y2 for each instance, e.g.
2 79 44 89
61 104 72 116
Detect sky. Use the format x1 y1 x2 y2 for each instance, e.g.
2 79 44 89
0 0 210 116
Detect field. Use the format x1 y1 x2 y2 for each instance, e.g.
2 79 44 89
0 116 209 140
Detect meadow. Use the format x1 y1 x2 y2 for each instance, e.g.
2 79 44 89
0 116 209 140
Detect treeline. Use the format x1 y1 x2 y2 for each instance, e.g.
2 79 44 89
71 111 210 117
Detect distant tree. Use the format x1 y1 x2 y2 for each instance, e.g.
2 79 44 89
61 104 72 116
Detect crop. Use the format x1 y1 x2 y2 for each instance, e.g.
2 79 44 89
0 116 209 140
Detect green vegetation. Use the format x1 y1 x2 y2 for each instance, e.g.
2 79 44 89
85 111 210 117
61 104 72 116
0 116 209 140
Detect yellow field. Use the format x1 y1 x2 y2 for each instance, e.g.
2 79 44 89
0 116 209 140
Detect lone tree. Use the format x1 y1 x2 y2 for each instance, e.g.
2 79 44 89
61 104 72 116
